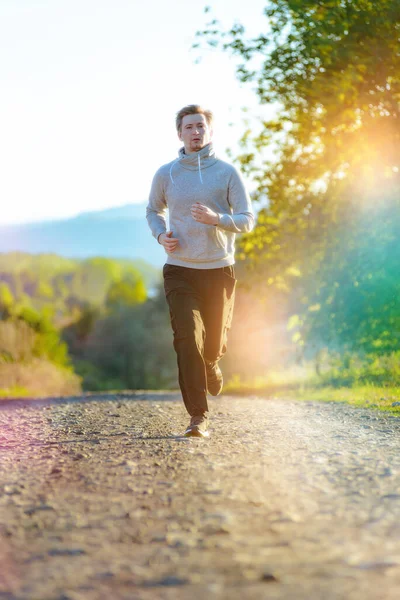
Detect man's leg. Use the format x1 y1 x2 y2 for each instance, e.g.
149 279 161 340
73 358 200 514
163 265 209 418
202 266 236 364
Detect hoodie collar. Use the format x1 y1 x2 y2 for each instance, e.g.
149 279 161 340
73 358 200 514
178 142 217 166
169 142 218 184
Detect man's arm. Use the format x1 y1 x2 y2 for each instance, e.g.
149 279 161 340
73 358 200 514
217 168 254 233
190 168 254 232
146 170 168 242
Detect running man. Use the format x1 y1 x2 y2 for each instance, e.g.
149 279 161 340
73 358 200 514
146 105 254 437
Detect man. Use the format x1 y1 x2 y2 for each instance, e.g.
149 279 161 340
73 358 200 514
146 105 254 438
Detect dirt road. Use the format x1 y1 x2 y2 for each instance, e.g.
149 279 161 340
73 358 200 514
0 392 399 600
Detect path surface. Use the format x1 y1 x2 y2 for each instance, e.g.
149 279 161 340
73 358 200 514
0 392 399 600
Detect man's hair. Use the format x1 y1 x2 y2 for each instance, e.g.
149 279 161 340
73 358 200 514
175 104 213 133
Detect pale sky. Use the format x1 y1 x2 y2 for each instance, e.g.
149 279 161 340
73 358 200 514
0 0 273 225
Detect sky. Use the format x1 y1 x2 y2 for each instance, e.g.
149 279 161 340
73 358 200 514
0 0 273 225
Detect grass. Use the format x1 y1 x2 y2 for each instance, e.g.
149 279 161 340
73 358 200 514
281 385 400 414
1 362 398 416
224 371 400 416
0 386 31 399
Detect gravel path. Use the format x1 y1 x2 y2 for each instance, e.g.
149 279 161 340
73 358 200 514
0 392 400 600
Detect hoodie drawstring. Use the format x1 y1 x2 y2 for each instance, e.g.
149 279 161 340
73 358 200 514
198 153 203 184
170 152 205 185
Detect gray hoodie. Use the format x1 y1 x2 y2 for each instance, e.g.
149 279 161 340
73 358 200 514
146 142 254 269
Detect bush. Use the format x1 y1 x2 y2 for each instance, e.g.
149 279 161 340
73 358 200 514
0 358 82 398
0 310 80 398
15 307 71 366
0 320 36 362
318 351 400 387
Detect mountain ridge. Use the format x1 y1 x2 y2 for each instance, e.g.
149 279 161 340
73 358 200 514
0 203 166 267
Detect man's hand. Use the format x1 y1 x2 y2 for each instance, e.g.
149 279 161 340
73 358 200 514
159 231 179 253
191 202 219 226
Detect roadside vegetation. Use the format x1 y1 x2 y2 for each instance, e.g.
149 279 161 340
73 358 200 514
1 2 399 413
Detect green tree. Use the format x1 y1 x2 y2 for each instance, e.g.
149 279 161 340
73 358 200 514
0 282 14 319
76 286 175 391
16 306 71 367
71 257 122 305
105 268 147 310
198 0 400 359
36 280 54 300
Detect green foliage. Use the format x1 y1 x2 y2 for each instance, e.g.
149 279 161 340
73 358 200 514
68 286 176 391
0 319 36 363
0 310 81 397
72 305 102 342
0 386 31 398
0 252 162 394
0 282 14 319
105 268 147 309
0 282 14 308
0 358 81 398
318 351 400 387
298 199 400 355
72 360 123 392
35 280 54 300
70 257 122 305
0 252 76 275
198 0 400 366
14 306 71 367
0 252 153 320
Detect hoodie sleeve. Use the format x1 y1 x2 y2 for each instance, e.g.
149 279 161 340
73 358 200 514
146 169 168 242
216 168 255 234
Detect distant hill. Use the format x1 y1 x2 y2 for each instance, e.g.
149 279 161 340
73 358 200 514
0 251 161 295
0 252 163 325
0 203 166 267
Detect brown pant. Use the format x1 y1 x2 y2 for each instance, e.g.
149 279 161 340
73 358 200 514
163 264 236 417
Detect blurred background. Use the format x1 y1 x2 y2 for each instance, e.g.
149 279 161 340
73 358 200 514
0 0 399 401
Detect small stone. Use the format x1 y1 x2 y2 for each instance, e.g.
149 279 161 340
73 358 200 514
4 485 21 495
95 571 115 579
152 534 166 542
200 524 230 535
24 504 54 515
261 572 278 582
379 467 392 477
354 561 399 570
72 453 85 461
48 548 86 557
158 576 189 587
391 402 400 407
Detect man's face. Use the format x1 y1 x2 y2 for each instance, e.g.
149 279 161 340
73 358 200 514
178 113 212 153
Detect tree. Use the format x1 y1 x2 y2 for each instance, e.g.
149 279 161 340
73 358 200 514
16 306 71 367
198 0 400 358
105 268 147 310
71 257 122 305
77 285 175 391
0 282 14 319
